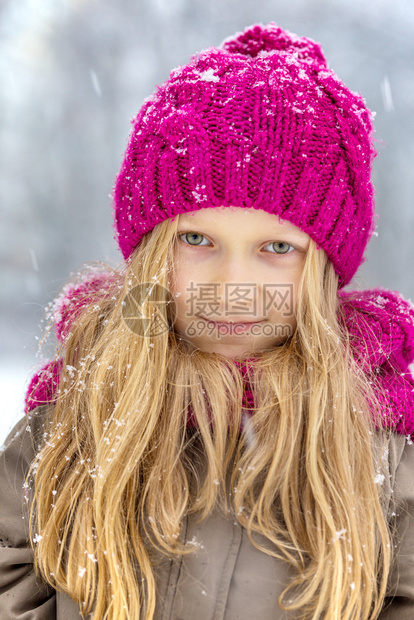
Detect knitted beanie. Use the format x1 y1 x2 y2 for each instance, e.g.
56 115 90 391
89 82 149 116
113 22 377 289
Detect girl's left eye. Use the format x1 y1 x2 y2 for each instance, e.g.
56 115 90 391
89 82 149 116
178 233 295 254
179 232 211 246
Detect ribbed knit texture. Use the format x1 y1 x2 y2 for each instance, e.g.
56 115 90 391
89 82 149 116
24 275 414 438
113 22 377 289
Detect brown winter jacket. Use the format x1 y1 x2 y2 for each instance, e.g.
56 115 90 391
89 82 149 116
1 404 414 619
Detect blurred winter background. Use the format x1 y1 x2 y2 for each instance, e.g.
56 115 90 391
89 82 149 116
1 0 413 444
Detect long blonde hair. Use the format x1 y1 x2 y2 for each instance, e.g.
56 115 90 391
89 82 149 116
27 215 392 619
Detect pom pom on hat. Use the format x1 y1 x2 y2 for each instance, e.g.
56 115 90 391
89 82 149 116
221 22 327 66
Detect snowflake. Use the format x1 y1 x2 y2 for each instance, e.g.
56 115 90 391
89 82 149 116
198 69 219 83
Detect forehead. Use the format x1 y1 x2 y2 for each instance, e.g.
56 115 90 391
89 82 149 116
177 206 308 237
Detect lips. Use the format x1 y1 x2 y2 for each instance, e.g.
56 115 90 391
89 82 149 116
199 316 264 325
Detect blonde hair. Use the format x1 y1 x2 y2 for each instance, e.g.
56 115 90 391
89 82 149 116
27 215 391 619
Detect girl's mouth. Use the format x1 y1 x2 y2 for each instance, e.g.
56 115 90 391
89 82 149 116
199 316 265 331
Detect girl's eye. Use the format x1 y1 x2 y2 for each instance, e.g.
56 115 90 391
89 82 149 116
178 234 295 254
265 241 294 255
179 232 211 246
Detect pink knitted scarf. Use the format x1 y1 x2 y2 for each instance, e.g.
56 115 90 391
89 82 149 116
25 277 414 439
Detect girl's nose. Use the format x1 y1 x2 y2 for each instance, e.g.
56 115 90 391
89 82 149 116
209 258 262 316
212 254 256 284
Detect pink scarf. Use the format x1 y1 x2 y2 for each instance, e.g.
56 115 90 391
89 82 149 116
24 276 414 439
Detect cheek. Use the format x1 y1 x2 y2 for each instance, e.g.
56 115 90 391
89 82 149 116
170 258 186 296
174 295 188 321
170 272 191 320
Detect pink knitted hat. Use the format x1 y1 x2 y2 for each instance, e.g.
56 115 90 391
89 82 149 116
113 22 377 289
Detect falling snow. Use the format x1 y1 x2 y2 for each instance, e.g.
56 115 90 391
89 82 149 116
90 70 102 96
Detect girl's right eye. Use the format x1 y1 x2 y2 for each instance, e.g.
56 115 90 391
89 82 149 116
178 232 211 246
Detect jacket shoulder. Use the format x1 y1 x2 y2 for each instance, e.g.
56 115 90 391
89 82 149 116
0 405 56 618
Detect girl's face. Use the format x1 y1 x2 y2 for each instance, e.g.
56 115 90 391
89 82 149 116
171 206 310 359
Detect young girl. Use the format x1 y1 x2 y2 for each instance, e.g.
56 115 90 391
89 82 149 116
1 22 414 620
